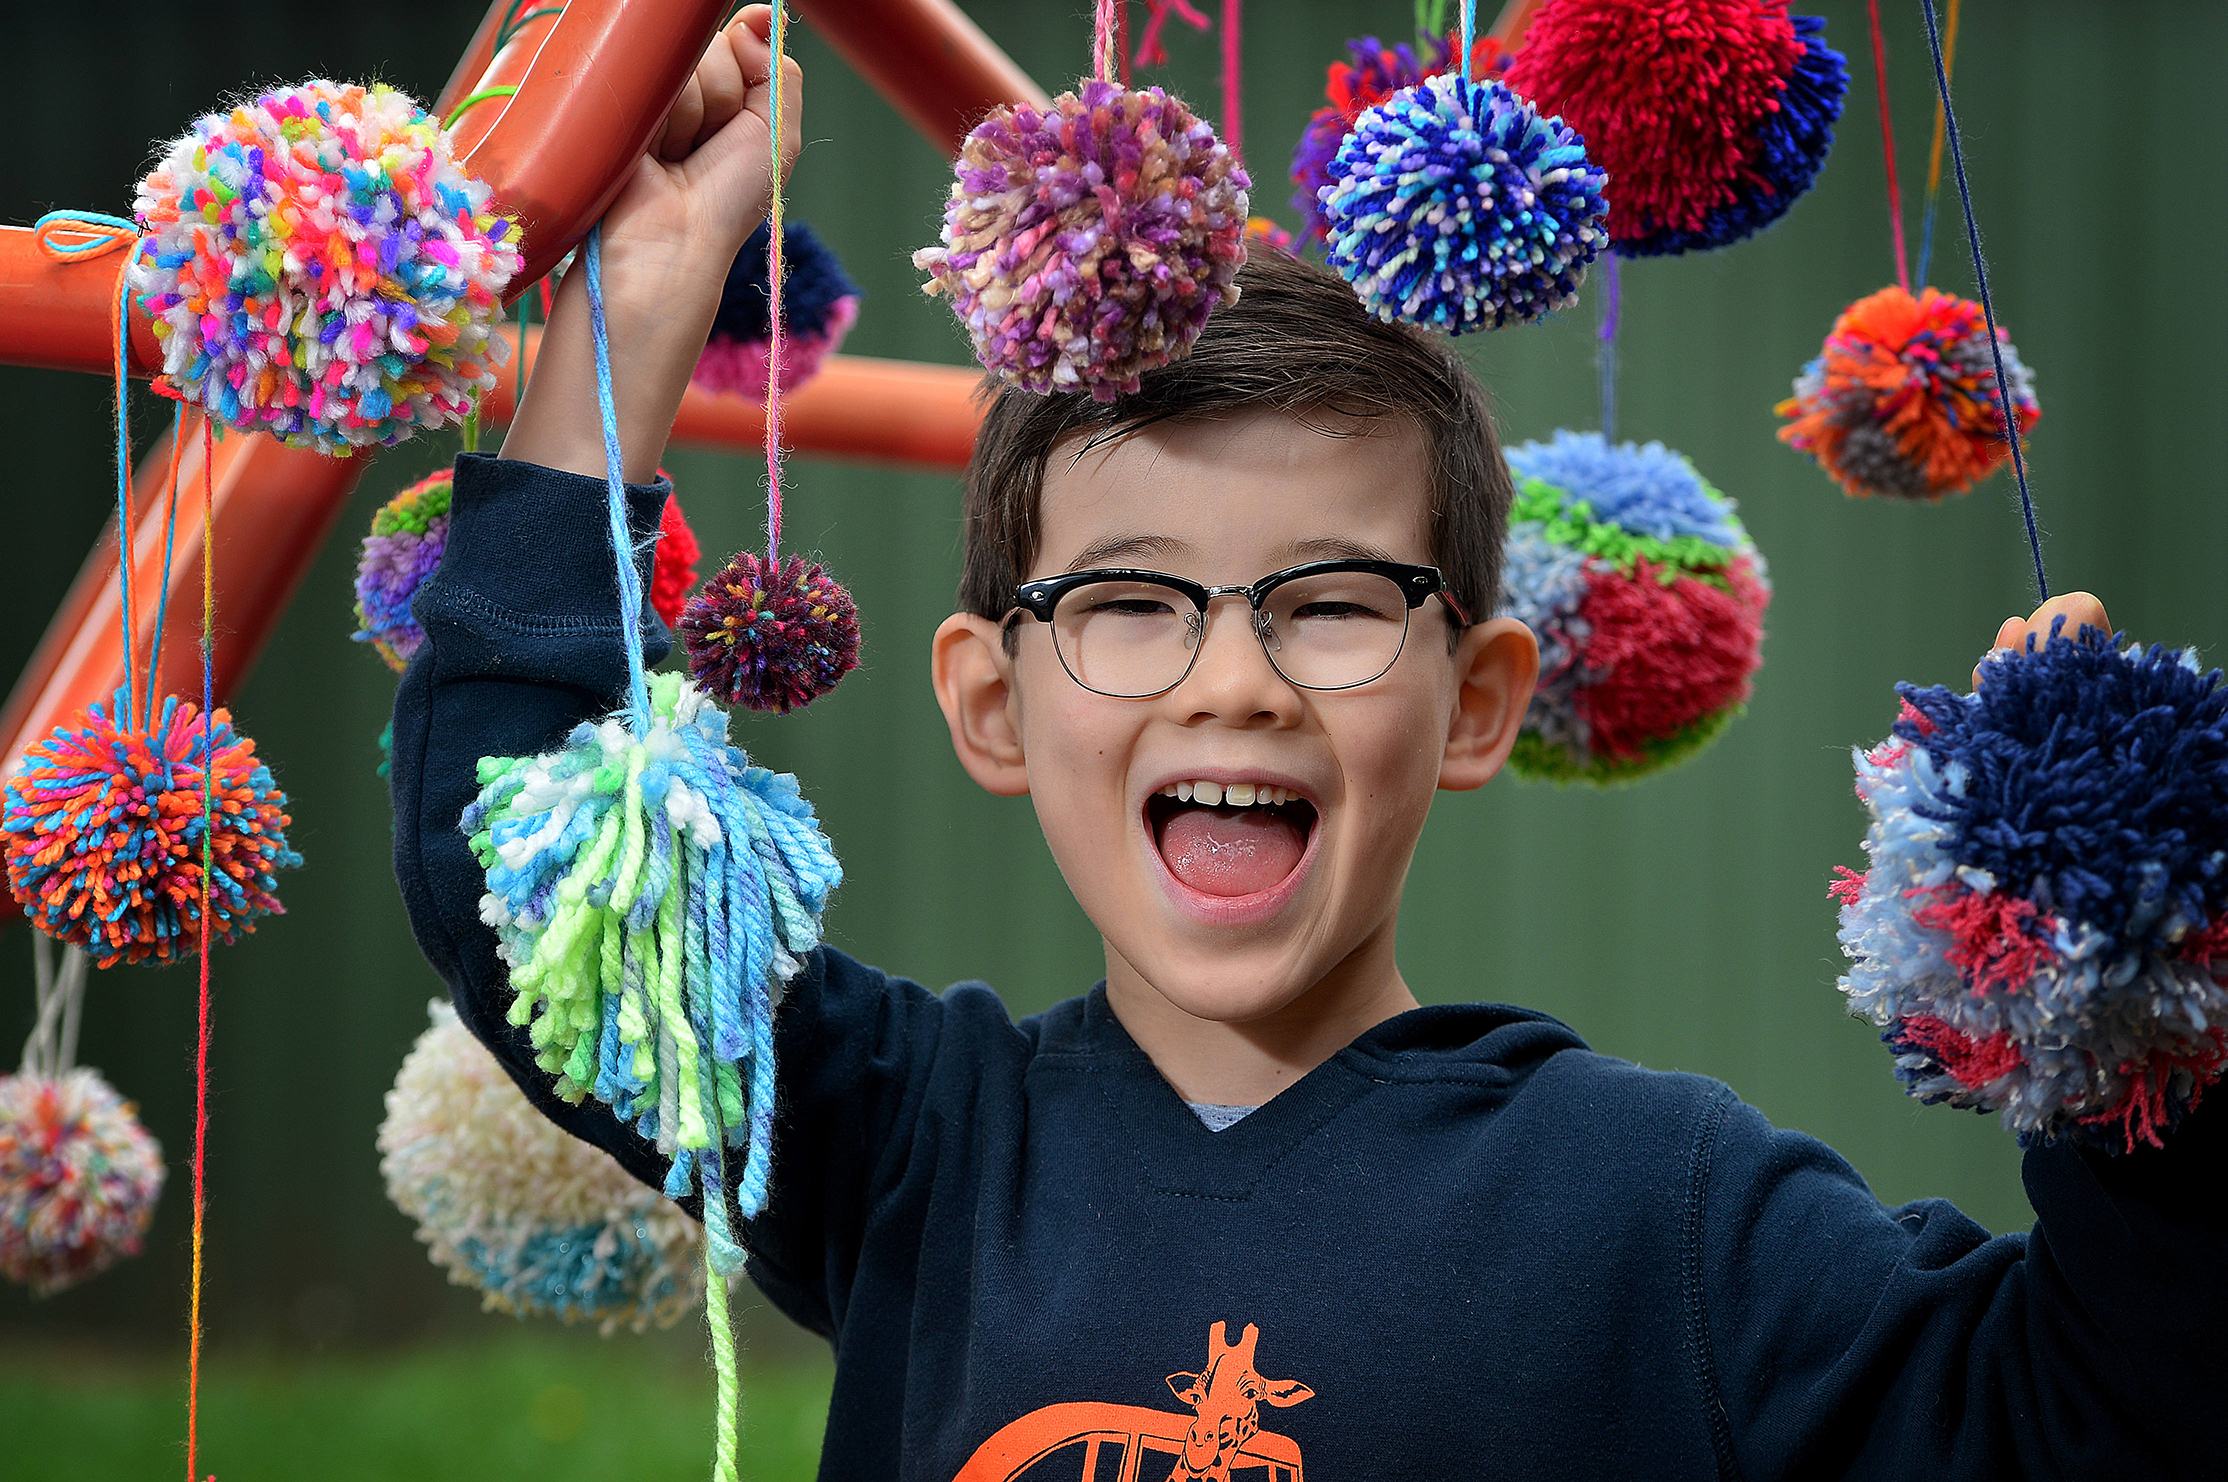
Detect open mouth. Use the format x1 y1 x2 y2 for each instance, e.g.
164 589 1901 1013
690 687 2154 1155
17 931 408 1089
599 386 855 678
1147 782 1320 900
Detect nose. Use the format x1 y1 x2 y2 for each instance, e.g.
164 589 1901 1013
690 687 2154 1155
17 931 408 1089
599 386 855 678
1172 593 1300 726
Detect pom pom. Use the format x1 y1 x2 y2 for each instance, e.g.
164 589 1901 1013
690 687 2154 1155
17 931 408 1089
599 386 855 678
1319 72 1609 333
1290 35 1445 244
693 221 862 400
465 671 841 1239
1504 1 1848 256
379 1001 703 1332
0 1067 164 1297
648 493 702 631
680 552 860 714
5 690 299 967
914 79 1250 400
353 470 453 671
354 477 701 671
1835 626 2228 1151
1498 432 1770 782
1776 284 2040 501
129 80 521 453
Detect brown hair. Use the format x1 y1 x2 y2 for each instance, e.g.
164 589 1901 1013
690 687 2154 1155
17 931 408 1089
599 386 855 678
958 247 1513 645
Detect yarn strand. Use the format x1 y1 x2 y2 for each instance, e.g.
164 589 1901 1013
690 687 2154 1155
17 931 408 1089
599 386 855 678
1597 252 1621 442
1913 0 1960 287
765 1 788 560
1460 0 1475 78
1921 0 2045 597
1867 0 1910 292
143 406 187 728
185 414 216 1482
1220 0 1242 156
582 227 654 730
1095 0 1118 82
112 269 139 733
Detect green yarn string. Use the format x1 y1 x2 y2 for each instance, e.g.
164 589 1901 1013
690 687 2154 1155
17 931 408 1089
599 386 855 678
705 1253 740 1482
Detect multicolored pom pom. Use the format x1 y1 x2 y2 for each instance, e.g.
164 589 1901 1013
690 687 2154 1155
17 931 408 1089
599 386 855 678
914 79 1250 400
5 690 299 967
355 477 701 672
1498 432 1770 782
693 220 860 401
1776 284 2040 501
0 1067 164 1297
1835 625 2228 1151
1504 0 1849 256
1319 72 1609 333
354 470 453 671
129 80 521 453
679 552 860 714
379 1001 703 1332
465 670 840 1246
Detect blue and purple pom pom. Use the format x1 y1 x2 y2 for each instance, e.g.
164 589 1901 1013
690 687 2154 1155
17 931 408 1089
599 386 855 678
693 220 860 401
1319 72 1608 333
1835 624 2228 1151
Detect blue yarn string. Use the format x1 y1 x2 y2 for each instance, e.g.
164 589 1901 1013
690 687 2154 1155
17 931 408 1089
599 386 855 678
35 209 137 256
143 404 186 727
113 272 136 734
1914 198 1939 291
1458 0 1474 74
1920 0 2046 599
582 224 655 730
1597 252 1620 443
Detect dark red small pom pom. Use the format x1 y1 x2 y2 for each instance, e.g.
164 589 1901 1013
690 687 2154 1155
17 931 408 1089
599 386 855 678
679 553 860 713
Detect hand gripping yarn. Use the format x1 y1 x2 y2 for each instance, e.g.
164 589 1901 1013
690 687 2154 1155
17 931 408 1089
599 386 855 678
5 689 299 967
1776 284 2040 501
1834 625 2228 1151
1498 431 1770 783
464 669 841 1258
679 553 860 715
379 1000 704 1333
1318 72 1609 334
129 80 521 454
355 475 702 672
914 79 1251 400
0 1067 165 1297
693 220 861 401
1503 0 1848 257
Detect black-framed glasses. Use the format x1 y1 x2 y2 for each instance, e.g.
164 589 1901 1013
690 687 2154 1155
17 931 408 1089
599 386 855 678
1005 559 1471 699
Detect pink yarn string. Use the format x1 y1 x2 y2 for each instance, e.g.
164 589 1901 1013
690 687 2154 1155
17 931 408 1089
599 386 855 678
1096 0 1118 82
1133 0 1209 71
1220 0 1242 156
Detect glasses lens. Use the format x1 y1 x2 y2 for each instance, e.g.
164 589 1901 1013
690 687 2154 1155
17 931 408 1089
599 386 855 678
1050 579 1200 697
1261 569 1412 688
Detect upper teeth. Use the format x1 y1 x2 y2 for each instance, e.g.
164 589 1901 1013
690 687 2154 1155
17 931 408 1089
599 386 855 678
1160 781 1294 807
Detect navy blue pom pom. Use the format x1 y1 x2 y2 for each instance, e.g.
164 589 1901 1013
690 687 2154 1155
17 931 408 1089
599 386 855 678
1836 622 2228 1151
710 220 860 343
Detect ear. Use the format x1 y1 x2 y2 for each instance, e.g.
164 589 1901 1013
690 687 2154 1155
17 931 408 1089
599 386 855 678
1258 1378 1314 1408
931 612 1030 797
1166 1372 1206 1407
1439 615 1539 792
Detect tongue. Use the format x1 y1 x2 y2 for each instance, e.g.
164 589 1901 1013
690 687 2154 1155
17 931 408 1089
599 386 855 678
1158 805 1307 897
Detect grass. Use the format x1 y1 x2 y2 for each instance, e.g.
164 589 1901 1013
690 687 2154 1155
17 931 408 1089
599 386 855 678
0 1332 834 1481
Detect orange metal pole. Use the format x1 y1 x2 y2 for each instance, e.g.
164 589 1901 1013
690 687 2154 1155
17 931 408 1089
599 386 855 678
1489 0 1547 48
794 0 1049 156
481 325 985 471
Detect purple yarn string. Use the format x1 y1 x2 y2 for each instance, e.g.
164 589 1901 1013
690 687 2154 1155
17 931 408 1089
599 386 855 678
1921 0 2046 599
1597 252 1621 442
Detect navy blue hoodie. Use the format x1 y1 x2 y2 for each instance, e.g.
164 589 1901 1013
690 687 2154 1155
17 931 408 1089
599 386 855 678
391 454 2224 1481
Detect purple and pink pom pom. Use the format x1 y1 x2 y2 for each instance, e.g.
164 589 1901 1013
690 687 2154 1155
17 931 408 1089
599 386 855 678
679 553 860 714
914 79 1250 400
128 80 520 453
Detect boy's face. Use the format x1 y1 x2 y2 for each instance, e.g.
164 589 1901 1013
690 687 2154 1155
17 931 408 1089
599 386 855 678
934 408 1535 1035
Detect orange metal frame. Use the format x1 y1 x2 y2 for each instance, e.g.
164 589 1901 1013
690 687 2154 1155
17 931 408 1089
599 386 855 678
0 0 1543 927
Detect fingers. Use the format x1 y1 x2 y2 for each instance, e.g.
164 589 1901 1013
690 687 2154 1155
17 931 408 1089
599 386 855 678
659 77 706 163
658 6 774 164
1973 591 2113 688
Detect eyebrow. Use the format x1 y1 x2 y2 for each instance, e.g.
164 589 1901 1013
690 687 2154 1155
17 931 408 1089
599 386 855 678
1290 535 1402 563
1062 533 1194 571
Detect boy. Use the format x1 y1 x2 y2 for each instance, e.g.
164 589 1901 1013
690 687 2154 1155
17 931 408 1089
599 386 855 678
390 13 2221 1478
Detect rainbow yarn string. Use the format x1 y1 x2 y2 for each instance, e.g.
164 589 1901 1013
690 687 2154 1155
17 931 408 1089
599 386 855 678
1499 432 1770 783
692 220 860 402
128 80 521 454
464 226 840 1482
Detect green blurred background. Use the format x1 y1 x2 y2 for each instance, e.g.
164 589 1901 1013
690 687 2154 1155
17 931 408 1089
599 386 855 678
4 1 2224 1475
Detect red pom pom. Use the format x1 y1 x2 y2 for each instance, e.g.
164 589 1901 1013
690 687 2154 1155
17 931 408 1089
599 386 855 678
1571 557 1769 764
1503 0 1805 244
679 553 860 714
650 492 702 631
